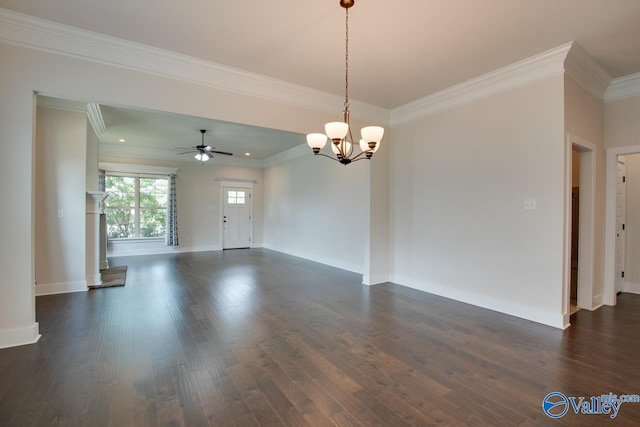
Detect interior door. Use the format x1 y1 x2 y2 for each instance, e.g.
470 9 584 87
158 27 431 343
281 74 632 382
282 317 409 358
615 157 627 293
222 187 252 249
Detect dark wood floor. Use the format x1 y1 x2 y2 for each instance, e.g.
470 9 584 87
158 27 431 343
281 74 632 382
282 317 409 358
1 249 639 426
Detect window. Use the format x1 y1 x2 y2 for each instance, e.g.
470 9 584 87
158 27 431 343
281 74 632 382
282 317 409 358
105 175 168 238
227 190 246 205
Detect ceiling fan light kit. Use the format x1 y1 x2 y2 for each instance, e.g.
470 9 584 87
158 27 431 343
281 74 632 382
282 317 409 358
306 0 384 165
194 152 209 162
178 129 234 162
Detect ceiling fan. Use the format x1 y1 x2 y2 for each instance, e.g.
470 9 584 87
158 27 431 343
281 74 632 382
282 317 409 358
177 129 233 161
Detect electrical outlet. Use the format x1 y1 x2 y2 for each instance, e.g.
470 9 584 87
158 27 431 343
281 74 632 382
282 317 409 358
524 199 537 211
57 210 64 218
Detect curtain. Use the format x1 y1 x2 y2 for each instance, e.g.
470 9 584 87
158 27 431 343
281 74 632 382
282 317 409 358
165 174 178 246
98 169 106 192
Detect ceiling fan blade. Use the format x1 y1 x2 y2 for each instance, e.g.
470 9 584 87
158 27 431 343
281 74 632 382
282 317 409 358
208 150 234 156
177 150 196 155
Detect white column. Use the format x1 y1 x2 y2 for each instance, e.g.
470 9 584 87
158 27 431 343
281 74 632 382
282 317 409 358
86 192 109 287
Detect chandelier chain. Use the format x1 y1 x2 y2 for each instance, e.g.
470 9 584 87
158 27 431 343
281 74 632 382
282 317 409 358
344 8 350 111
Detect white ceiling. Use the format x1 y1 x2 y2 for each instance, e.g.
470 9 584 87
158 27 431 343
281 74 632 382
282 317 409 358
97 105 304 161
3 0 640 109
37 96 305 163
19 1 640 164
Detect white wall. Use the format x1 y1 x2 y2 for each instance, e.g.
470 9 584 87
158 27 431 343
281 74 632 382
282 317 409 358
0 40 356 348
365 127 391 284
3 19 627 348
390 76 566 328
180 163 265 249
624 154 640 294
605 95 640 149
263 150 368 274
0 67 37 348
35 107 88 295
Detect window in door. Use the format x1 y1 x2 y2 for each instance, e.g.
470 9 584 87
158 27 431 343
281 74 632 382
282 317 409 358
227 190 246 205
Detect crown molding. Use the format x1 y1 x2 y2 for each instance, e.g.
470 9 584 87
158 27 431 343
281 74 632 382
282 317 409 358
87 103 106 135
604 72 640 103
0 7 389 125
564 42 612 101
391 42 573 125
4 7 630 129
262 144 310 168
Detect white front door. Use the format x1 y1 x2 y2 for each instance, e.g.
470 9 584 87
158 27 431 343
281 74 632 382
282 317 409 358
615 157 627 293
222 187 252 249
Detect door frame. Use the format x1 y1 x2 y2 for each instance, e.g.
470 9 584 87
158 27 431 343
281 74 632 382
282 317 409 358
563 134 596 327
615 156 627 294
604 145 640 305
218 180 254 249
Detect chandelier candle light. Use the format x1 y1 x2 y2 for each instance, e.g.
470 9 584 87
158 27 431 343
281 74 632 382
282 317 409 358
306 0 384 165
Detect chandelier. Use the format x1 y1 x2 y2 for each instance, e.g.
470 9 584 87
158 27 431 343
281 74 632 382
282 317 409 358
306 0 384 165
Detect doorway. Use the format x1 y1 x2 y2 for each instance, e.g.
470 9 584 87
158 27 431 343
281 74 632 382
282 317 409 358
615 156 627 294
604 146 640 305
570 147 580 314
222 187 252 249
565 135 596 324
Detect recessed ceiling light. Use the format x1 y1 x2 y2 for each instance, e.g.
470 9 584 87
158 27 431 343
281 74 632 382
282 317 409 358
245 152 251 156
118 138 126 143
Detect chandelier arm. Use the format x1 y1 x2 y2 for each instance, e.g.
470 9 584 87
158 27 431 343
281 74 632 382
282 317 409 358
346 131 355 157
350 151 371 161
349 156 371 163
314 152 342 162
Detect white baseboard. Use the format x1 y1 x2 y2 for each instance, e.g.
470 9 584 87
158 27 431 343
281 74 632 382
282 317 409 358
362 274 390 286
389 274 565 329
624 282 640 294
35 281 88 296
108 244 222 257
0 323 40 349
262 244 363 274
185 245 223 254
